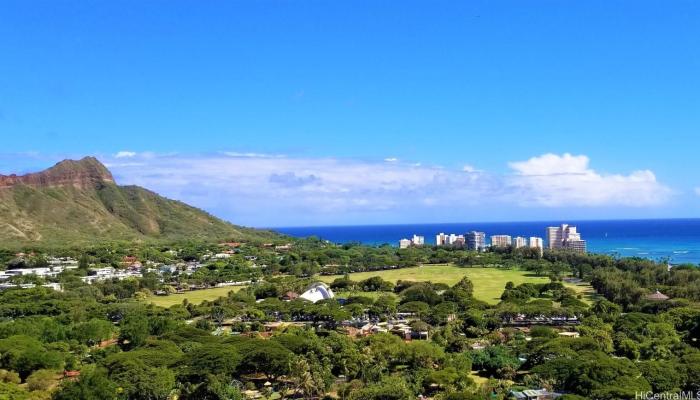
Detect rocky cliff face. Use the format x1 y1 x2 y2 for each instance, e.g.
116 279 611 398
0 157 115 189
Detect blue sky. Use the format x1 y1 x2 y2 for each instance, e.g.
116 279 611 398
1 1 699 226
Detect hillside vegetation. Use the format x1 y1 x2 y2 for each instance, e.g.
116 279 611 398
0 157 278 247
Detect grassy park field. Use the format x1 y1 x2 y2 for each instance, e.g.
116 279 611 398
320 264 597 304
147 285 245 307
148 265 597 307
319 264 555 304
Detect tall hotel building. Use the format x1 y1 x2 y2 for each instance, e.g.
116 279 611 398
436 233 448 246
546 226 563 249
436 233 466 247
529 237 544 249
490 235 512 248
466 231 486 251
546 224 587 253
412 235 425 246
529 237 544 256
513 236 528 249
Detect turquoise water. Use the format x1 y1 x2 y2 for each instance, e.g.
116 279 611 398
274 219 700 265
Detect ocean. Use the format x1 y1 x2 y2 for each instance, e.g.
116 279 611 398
273 219 700 265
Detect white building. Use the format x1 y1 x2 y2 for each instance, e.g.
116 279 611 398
412 235 425 246
529 237 544 255
547 226 563 249
399 238 411 249
436 233 448 246
436 233 464 247
5 268 51 276
299 282 335 303
47 257 79 268
546 224 586 253
466 231 486 251
81 266 143 284
491 235 512 248
212 253 232 259
529 237 544 249
513 236 527 249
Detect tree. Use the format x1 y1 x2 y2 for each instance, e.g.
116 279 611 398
638 360 683 393
25 369 59 391
348 376 415 400
577 316 614 353
400 284 441 305
680 351 700 391
323 332 362 379
402 341 445 369
330 276 355 290
428 302 457 325
591 299 622 322
532 351 651 399
53 366 118 400
72 319 115 346
289 357 330 398
179 374 245 400
0 369 20 384
372 295 397 316
358 276 394 292
105 354 176 400
179 344 241 385
235 340 293 380
452 276 474 297
470 345 520 379
397 301 430 318
0 335 64 379
119 314 149 349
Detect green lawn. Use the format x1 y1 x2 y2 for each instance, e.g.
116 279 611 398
147 286 245 308
146 265 596 307
319 265 553 304
564 281 600 304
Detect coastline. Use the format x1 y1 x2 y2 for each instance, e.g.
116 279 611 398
274 218 700 265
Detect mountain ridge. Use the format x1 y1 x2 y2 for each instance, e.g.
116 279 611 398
0 157 115 189
0 157 277 247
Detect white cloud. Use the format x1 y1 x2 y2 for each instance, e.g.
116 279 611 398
695 187 700 197
222 151 284 158
507 153 671 207
462 164 483 173
104 152 673 225
509 153 589 176
114 151 137 158
384 157 398 162
107 153 501 224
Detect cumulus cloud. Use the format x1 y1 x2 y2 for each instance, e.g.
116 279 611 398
114 151 137 158
507 153 671 207
509 153 589 176
103 152 673 225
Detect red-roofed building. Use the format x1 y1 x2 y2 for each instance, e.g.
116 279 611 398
63 370 80 380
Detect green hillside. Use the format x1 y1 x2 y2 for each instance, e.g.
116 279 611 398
0 158 278 247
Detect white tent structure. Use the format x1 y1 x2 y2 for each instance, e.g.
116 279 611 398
299 282 335 303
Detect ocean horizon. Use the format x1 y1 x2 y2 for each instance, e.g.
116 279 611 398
273 218 700 265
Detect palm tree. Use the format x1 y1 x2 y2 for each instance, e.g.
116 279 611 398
289 358 315 399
